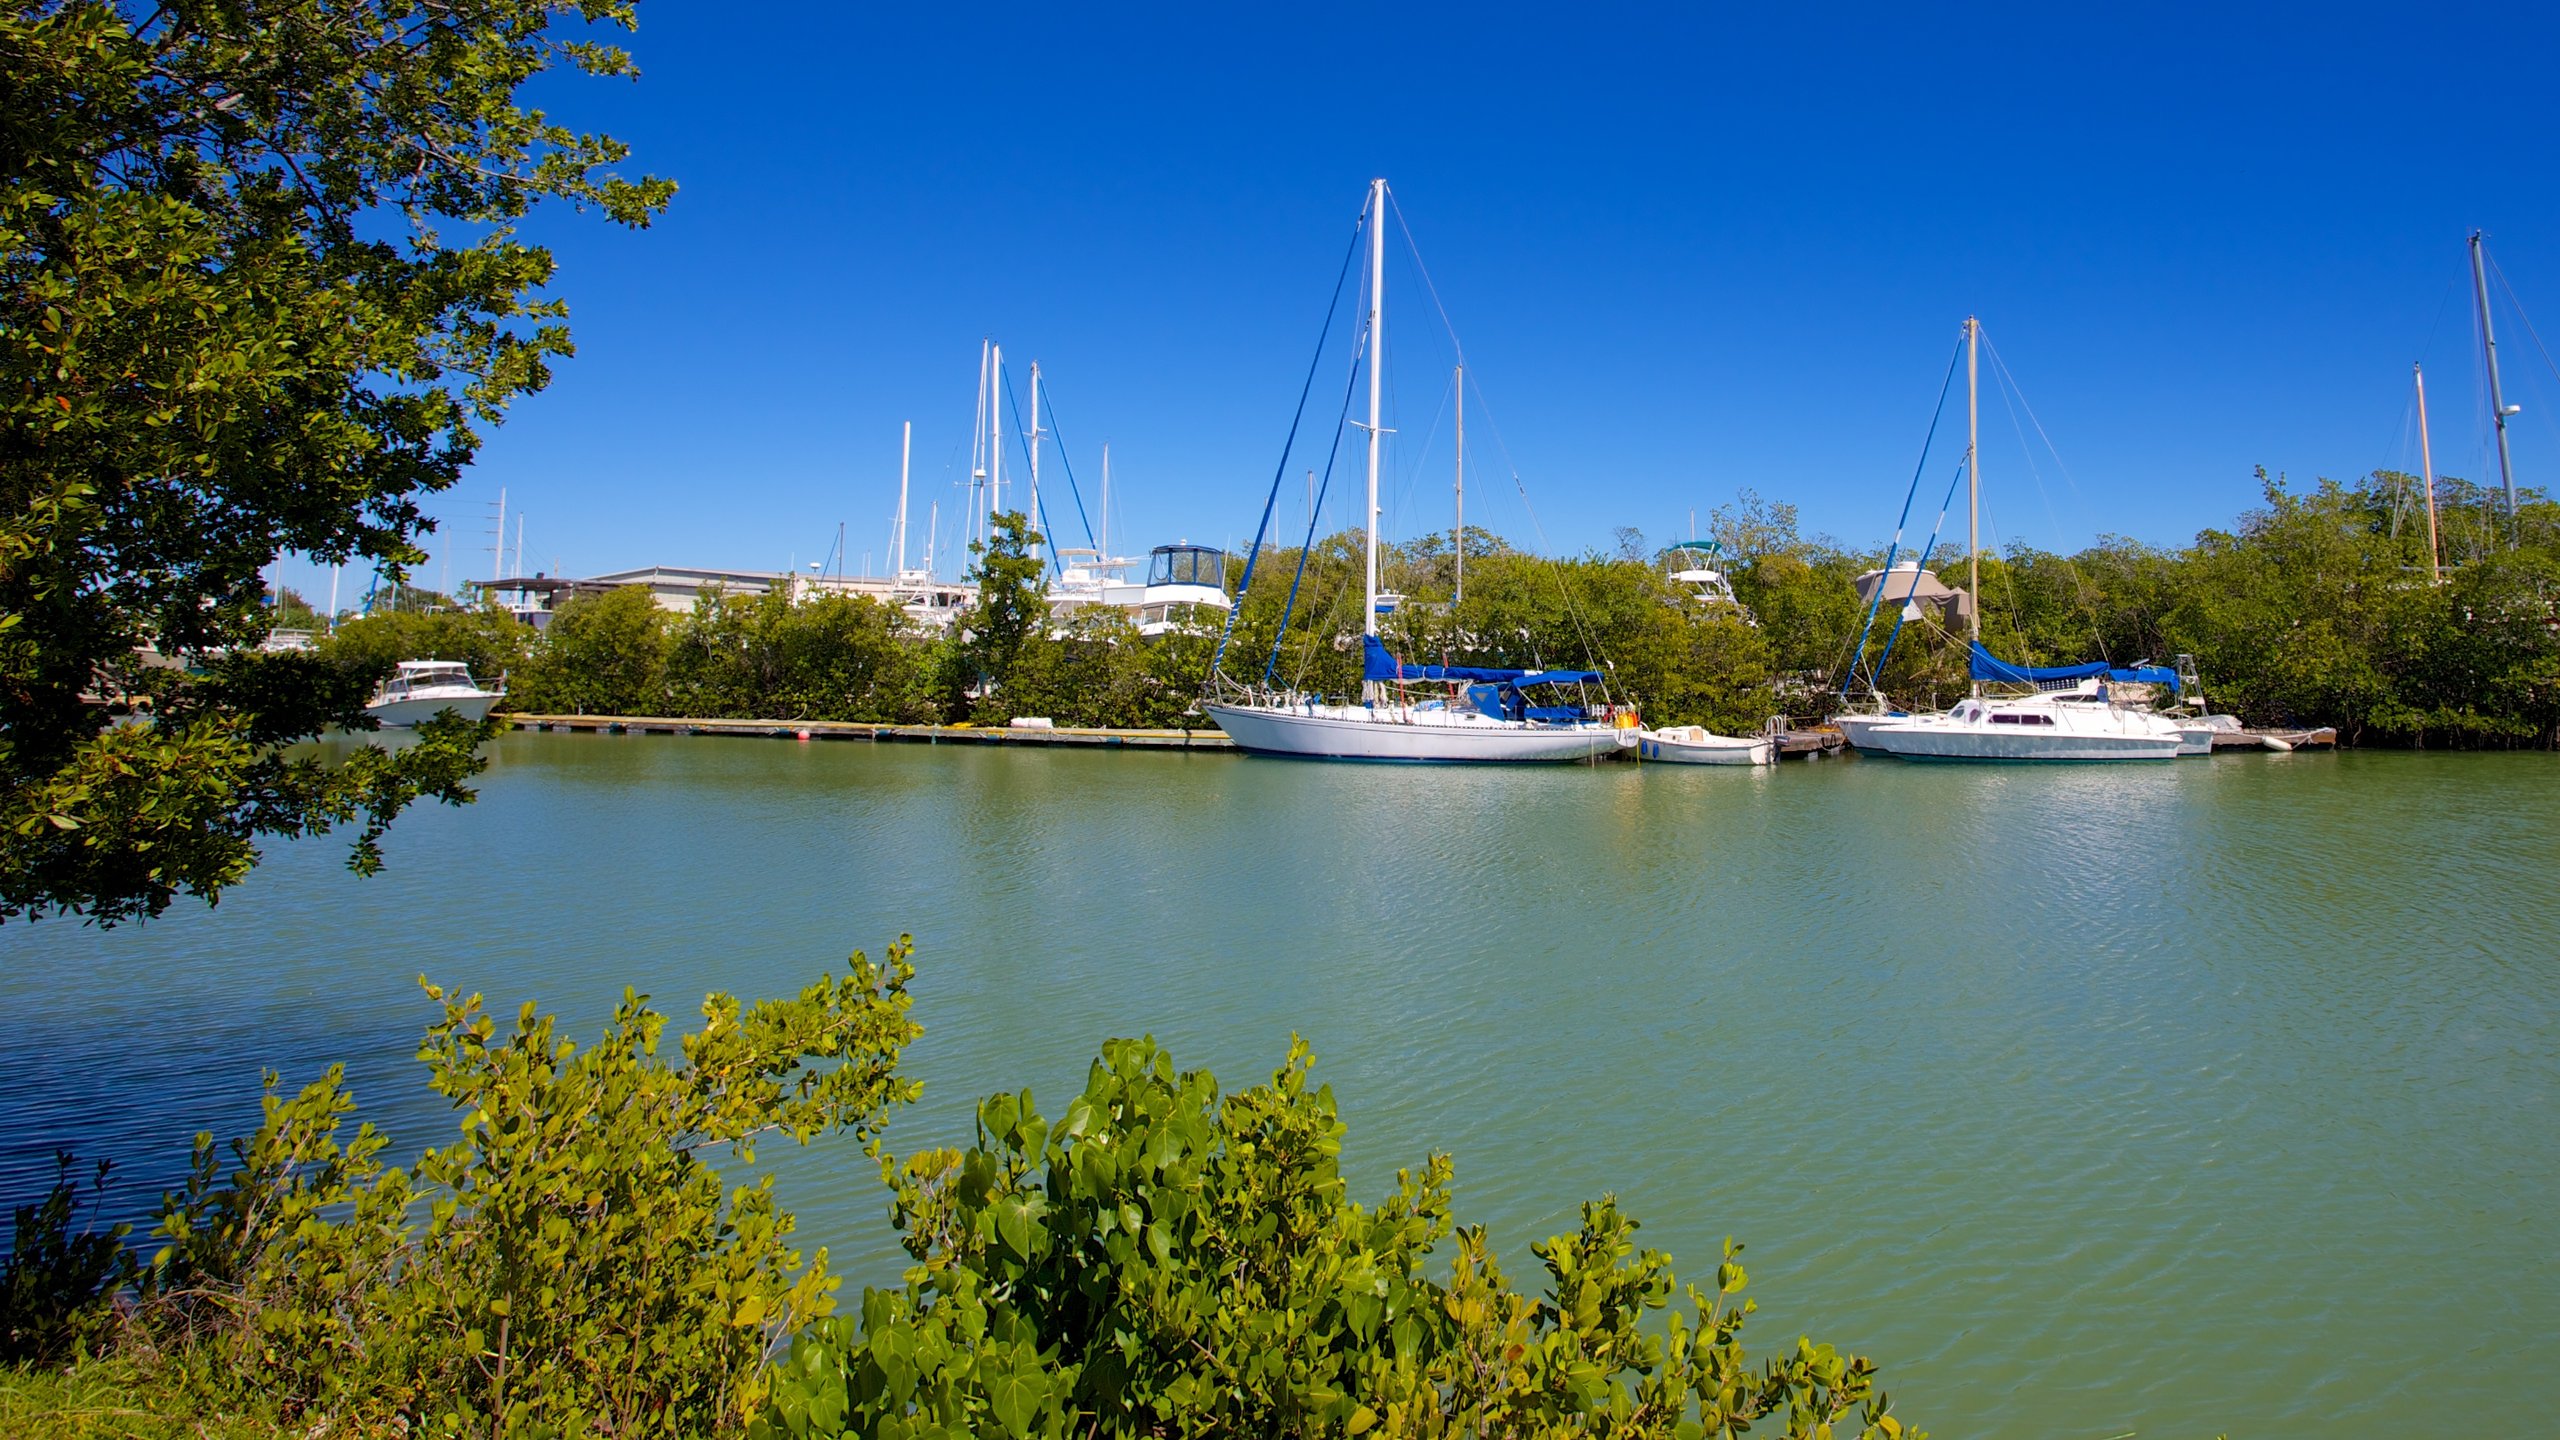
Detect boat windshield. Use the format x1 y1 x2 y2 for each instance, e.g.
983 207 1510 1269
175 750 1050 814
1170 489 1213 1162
1148 545 1227 589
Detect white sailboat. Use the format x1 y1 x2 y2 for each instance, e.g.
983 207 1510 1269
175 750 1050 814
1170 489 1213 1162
1859 318 2187 763
1201 179 1629 764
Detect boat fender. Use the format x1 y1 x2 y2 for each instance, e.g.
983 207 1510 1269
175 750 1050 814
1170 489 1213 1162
2258 735 2294 753
796 728 811 742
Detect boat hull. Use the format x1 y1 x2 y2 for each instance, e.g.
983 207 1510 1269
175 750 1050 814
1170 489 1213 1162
1635 729 1773 765
365 691 499 728
1833 712 1923 751
1202 702 1627 763
1860 724 2179 762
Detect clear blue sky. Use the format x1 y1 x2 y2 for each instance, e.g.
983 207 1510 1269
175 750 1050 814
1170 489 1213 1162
296 3 2560 601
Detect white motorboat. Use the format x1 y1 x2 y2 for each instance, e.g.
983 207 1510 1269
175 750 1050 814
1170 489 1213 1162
1202 178 1628 765
1860 682 2182 762
365 660 502 727
1634 725 1774 765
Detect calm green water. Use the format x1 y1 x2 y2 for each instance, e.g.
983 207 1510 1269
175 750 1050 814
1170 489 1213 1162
8 734 2558 1436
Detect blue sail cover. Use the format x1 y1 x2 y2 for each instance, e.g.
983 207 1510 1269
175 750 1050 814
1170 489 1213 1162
1968 642 2181 692
1361 635 1527 684
1362 636 1603 687
1967 642 2108 684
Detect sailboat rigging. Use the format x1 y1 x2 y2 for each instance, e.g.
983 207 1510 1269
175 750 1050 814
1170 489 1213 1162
1855 318 2206 762
1201 179 1628 763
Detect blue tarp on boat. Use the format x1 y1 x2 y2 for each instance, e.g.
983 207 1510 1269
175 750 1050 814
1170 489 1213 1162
1968 642 2181 692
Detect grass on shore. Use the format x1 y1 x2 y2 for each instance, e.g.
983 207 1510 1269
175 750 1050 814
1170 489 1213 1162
0 1358 294 1440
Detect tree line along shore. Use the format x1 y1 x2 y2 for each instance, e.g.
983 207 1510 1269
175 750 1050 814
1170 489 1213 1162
315 475 2560 750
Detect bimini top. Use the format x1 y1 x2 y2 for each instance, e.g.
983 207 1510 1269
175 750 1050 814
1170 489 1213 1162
1968 642 2178 691
1362 636 1598 686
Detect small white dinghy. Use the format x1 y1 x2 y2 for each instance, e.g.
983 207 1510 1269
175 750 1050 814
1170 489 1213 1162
1635 725 1774 766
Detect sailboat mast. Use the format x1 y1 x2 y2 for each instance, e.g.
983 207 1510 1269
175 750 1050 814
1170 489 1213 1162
989 342 1006 531
1454 363 1465 606
2415 363 2442 584
969 341 990 555
1966 316 1981 694
1363 177 1386 641
1027 361 1044 538
895 421 912 578
2469 231 2520 524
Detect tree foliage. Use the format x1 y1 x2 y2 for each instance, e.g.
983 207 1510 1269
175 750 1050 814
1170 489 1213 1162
662 587 933 724
318 602 535 691
1 0 672 923
760 1038 1914 1440
507 583 671 716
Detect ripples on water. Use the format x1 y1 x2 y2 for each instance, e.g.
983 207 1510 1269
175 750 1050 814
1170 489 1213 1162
7 735 2557 1437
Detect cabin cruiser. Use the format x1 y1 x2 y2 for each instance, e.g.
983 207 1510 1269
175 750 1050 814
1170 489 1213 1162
1659 543 1753 621
364 661 502 727
1048 543 1231 637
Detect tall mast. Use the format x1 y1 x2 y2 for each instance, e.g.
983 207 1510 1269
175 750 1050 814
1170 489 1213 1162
969 341 990 556
1966 316 1981 692
2415 363 2443 584
1362 177 1386 641
512 513 524 593
989 342 1006 531
1453 363 1465 605
2470 231 2520 524
1027 361 1044 540
894 420 912 578
491 486 506 585
1101 442 1112 557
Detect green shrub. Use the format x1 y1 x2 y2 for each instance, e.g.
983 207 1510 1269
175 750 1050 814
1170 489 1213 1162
0 1154 134 1365
759 1038 1915 1440
142 941 922 1435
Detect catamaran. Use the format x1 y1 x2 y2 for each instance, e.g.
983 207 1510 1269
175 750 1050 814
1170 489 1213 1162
1200 179 1628 763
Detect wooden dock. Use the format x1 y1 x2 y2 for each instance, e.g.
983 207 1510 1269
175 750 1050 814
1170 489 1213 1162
1771 723 1852 759
505 714 1238 750
2210 726 2338 752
